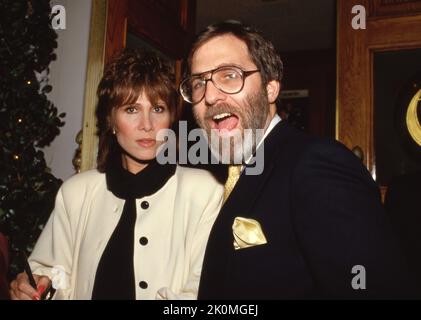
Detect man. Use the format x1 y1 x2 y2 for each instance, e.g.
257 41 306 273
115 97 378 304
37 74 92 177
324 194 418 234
179 20 416 299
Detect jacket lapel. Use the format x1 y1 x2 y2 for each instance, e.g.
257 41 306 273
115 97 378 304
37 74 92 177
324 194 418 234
221 121 283 219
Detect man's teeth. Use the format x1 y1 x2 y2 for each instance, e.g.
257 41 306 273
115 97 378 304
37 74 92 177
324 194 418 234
213 113 232 120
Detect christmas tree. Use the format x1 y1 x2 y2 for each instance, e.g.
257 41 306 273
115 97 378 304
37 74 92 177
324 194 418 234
0 0 65 277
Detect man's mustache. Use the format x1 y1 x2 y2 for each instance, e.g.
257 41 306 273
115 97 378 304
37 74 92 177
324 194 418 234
204 103 241 120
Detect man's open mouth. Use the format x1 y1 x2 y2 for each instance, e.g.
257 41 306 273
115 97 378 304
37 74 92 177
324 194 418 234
210 112 240 132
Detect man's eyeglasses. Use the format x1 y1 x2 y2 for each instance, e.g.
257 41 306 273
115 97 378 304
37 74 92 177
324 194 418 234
179 66 260 104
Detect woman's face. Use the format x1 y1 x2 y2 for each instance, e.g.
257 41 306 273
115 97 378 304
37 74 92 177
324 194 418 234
113 91 172 174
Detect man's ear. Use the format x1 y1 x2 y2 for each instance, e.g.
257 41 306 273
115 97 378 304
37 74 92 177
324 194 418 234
266 80 281 104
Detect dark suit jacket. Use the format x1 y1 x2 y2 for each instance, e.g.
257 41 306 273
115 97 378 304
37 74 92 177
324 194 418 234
199 122 415 299
385 172 421 296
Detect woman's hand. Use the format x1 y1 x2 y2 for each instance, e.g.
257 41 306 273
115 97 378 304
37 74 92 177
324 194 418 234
10 272 51 300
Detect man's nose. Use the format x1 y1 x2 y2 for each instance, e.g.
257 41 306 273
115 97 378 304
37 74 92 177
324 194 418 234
204 80 226 106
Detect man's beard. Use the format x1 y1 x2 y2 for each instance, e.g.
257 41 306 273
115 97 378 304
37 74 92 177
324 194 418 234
193 88 270 164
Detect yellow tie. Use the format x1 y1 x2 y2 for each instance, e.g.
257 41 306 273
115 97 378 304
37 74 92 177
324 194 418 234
224 165 242 202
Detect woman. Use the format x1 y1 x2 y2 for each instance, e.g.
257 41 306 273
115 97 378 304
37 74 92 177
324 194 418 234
9 49 223 300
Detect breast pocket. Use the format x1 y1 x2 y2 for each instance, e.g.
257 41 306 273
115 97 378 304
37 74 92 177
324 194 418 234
229 242 277 288
229 241 313 299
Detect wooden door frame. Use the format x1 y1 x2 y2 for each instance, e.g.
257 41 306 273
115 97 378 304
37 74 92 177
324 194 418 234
80 0 107 172
337 0 421 182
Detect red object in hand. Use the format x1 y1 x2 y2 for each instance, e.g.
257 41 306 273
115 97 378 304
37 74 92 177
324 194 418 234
0 233 10 300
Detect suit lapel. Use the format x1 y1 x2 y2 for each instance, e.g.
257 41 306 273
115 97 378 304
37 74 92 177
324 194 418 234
222 121 283 219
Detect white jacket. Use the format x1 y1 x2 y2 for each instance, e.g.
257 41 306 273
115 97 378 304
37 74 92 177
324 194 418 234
29 166 223 299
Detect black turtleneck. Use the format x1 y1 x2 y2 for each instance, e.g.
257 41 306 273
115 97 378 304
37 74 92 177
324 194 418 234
91 151 176 300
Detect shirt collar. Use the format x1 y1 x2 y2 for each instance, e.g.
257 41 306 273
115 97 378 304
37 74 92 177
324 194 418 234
259 113 282 149
244 113 282 167
105 151 176 200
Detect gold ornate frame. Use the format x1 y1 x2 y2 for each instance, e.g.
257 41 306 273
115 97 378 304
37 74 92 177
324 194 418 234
407 89 421 147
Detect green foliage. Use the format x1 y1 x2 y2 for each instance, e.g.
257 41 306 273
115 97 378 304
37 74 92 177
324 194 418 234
0 0 65 277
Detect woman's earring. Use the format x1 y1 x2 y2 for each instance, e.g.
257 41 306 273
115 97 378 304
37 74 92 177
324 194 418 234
112 128 116 135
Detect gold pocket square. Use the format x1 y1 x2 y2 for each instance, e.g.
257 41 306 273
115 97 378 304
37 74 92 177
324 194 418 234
232 217 268 250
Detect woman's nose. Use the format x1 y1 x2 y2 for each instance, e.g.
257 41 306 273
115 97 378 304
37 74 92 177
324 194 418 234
138 113 153 132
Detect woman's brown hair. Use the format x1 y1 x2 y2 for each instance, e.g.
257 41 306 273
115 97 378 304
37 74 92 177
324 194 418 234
95 49 177 172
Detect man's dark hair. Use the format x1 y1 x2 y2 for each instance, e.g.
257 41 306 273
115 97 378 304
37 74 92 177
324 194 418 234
188 20 284 86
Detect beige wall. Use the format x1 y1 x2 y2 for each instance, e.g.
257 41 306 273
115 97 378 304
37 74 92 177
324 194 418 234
44 0 93 180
